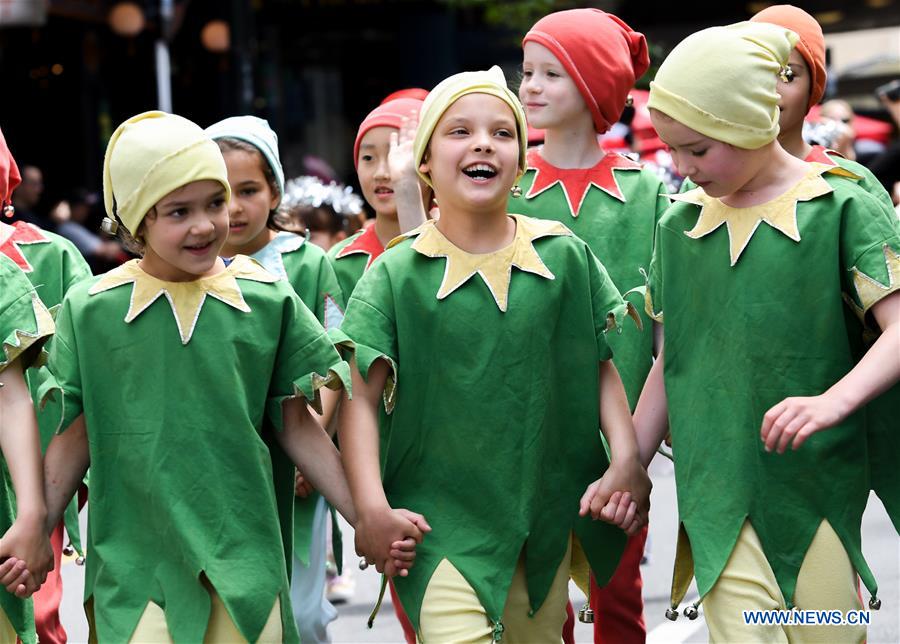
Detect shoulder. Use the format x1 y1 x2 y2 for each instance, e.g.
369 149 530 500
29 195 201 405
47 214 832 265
328 230 365 260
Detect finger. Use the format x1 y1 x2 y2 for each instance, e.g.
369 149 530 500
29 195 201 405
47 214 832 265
392 538 417 552
764 408 798 453
761 400 788 442
776 412 806 454
579 481 600 516
791 423 817 451
7 569 29 595
0 560 26 589
621 500 637 530
597 491 622 521
397 510 432 533
612 492 633 526
390 549 416 562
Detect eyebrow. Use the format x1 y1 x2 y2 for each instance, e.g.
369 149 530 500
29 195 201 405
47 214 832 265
159 189 226 209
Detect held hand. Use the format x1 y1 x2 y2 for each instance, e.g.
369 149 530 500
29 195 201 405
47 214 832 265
0 557 31 597
761 394 846 454
0 518 53 597
354 507 425 578
388 112 421 189
386 509 432 576
294 468 314 498
579 458 651 536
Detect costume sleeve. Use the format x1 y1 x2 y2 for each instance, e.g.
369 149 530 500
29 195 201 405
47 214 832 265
0 256 54 372
644 224 665 325
654 177 670 226
587 244 637 362
266 288 351 430
329 259 399 413
36 294 82 433
840 188 900 322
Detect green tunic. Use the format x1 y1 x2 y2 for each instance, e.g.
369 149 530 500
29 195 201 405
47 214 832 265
334 214 634 632
0 221 92 559
509 149 667 408
249 231 346 568
327 224 386 301
805 146 900 533
646 164 900 607
39 255 349 643
0 253 54 644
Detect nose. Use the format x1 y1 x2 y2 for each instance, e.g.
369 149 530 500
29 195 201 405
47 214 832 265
227 194 241 215
672 152 694 179
192 214 217 236
374 156 390 180
472 131 493 154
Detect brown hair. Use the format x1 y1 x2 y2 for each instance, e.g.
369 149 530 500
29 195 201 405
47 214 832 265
215 137 286 232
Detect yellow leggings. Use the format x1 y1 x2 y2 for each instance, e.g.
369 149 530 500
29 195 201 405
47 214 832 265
418 537 573 644
703 520 865 643
128 591 282 643
0 609 15 644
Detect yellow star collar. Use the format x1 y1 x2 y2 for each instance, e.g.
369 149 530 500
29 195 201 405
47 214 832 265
88 254 278 344
671 163 841 266
390 214 572 312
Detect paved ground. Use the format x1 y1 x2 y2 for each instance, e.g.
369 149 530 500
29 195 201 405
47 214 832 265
60 456 899 643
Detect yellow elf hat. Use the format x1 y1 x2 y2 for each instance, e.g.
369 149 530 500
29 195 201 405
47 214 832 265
648 22 798 149
102 111 231 234
413 66 528 188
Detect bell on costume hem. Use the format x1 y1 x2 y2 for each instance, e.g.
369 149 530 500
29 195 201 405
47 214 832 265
869 596 881 610
578 603 594 623
684 605 699 620
75 556 85 566
62 545 74 557
665 608 679 621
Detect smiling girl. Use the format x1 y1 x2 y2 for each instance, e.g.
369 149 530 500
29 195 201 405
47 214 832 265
32 111 420 643
335 67 649 642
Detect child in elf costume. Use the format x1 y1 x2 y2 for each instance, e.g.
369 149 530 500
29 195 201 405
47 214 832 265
328 96 427 301
0 127 91 644
751 5 894 213
205 115 347 644
330 95 429 644
336 67 650 643
0 252 54 644
637 22 900 642
749 3 900 535
29 111 421 643
510 10 668 642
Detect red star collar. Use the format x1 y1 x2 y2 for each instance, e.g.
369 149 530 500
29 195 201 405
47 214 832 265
804 145 841 167
524 148 642 218
335 224 384 271
0 221 51 272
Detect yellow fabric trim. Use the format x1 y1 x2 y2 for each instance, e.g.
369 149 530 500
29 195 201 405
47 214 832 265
850 244 900 316
396 215 571 312
671 163 836 266
1 292 54 372
670 523 695 609
88 255 277 345
569 535 590 596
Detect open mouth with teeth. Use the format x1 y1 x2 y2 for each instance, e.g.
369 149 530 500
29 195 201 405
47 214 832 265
462 163 498 181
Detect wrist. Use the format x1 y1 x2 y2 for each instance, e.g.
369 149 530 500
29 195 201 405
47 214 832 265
14 505 48 530
823 384 857 422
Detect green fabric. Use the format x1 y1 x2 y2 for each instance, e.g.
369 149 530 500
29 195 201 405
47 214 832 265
328 229 372 301
647 173 899 605
39 266 348 643
250 232 347 568
6 227 92 559
684 154 900 534
335 224 630 631
0 254 53 644
509 163 667 409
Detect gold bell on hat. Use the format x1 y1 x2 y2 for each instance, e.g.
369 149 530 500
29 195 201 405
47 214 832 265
101 216 119 235
510 183 522 198
578 602 594 623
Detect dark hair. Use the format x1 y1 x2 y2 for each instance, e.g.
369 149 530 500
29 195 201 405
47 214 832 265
215 137 287 232
284 204 365 238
